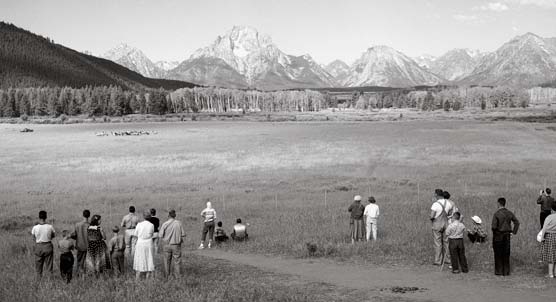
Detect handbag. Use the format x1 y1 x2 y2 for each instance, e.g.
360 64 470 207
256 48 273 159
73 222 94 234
537 230 544 243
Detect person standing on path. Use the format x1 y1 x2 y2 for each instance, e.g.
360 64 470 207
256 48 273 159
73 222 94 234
539 212 556 278
348 195 365 244
430 189 453 266
199 202 216 249
146 208 160 254
159 209 186 279
121 206 139 259
492 197 520 276
363 196 380 241
133 210 155 280
71 209 90 278
445 212 468 274
31 210 56 281
537 188 555 228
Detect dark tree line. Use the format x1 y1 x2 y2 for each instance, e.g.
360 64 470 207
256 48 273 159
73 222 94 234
0 85 531 118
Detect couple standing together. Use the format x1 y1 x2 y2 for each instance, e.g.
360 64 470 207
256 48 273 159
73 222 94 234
348 195 380 243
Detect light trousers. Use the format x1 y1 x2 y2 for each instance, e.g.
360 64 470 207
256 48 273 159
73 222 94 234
366 219 378 241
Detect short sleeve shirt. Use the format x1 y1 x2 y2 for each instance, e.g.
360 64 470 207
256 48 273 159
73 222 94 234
31 223 55 243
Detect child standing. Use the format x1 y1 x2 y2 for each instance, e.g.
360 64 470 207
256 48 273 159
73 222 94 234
445 212 469 273
214 221 229 243
199 202 217 249
108 226 126 276
468 216 487 243
58 230 75 283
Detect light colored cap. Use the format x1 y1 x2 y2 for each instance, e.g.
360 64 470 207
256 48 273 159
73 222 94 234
354 195 362 201
471 216 482 224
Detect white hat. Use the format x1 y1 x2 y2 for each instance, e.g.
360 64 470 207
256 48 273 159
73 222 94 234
471 216 482 224
354 195 362 201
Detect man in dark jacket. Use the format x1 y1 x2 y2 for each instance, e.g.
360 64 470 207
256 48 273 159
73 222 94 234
537 188 555 228
492 197 520 276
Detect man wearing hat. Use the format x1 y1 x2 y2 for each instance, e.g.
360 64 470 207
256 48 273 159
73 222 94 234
468 216 487 243
348 195 365 244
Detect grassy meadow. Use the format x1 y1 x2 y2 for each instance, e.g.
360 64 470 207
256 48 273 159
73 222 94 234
1 119 556 300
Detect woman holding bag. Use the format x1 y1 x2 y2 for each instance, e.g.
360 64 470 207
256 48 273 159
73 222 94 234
539 212 556 278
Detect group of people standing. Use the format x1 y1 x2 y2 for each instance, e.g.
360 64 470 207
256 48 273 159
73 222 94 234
31 206 186 282
427 187 556 277
31 202 250 283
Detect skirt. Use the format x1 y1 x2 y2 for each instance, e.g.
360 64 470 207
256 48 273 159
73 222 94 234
133 238 155 272
541 232 556 263
85 240 110 274
350 219 364 240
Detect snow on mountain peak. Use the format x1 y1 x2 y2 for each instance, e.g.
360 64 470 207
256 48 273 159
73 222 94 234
103 43 164 78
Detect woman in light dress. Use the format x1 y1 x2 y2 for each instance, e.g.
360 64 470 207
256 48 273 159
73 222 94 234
133 210 155 280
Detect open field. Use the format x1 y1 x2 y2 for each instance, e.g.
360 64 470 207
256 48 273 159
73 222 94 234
1 119 556 300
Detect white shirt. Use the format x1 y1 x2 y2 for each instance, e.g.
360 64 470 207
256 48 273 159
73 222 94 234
364 204 380 221
430 199 454 219
133 221 154 240
31 223 56 243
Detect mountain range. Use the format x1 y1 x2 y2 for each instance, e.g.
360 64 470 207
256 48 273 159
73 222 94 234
2 21 555 90
102 27 556 89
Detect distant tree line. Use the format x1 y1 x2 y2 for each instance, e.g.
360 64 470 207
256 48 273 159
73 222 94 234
0 85 531 118
0 86 327 118
349 86 529 111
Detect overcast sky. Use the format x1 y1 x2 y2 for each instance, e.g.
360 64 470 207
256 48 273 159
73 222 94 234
1 0 556 64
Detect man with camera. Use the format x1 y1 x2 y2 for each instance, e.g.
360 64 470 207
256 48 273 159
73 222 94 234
537 188 555 229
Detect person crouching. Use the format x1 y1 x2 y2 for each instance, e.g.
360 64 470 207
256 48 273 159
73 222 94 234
445 212 468 273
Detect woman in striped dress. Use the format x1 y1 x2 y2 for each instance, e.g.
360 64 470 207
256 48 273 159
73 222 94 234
540 212 556 278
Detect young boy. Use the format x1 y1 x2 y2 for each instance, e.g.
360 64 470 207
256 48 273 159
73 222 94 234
108 225 126 276
445 212 469 273
214 221 229 243
58 230 75 283
468 216 487 243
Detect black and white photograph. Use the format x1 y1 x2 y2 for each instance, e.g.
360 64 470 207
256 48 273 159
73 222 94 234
1 0 556 301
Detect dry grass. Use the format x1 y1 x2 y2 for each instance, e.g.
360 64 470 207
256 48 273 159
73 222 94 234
1 119 556 300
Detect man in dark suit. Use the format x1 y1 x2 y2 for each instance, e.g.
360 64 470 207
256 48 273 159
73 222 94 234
491 197 520 276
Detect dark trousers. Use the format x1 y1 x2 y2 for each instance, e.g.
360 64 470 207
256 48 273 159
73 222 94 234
468 233 486 243
75 250 87 276
34 242 53 278
448 238 468 272
201 221 215 242
493 236 511 276
215 235 229 243
111 250 125 275
60 252 74 283
540 211 552 229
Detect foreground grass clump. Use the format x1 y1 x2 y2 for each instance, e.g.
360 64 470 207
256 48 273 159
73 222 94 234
0 251 367 302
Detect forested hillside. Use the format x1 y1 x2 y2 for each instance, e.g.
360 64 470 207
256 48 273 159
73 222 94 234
0 22 196 90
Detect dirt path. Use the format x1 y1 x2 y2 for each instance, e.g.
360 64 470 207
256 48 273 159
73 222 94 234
193 249 556 302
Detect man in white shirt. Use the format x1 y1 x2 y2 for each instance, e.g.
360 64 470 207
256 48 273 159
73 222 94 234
364 197 380 241
430 189 454 266
31 210 56 280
